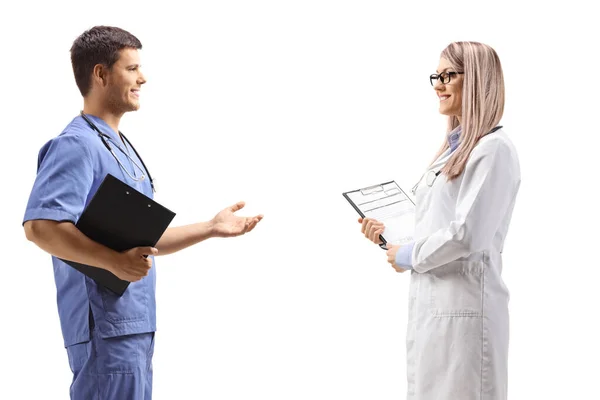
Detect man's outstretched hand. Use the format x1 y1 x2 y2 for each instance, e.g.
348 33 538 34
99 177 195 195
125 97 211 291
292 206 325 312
210 201 263 238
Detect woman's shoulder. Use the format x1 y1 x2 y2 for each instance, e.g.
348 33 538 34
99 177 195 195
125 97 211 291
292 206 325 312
476 128 518 157
468 129 520 177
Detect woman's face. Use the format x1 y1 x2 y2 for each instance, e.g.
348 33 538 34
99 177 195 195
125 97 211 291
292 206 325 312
433 57 463 120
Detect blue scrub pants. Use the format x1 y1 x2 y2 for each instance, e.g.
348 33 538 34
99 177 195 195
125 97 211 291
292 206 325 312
66 328 155 400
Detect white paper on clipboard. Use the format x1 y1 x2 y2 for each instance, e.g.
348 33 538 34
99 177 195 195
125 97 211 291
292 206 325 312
343 180 415 248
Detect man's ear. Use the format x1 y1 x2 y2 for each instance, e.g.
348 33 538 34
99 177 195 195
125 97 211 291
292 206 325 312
91 64 108 88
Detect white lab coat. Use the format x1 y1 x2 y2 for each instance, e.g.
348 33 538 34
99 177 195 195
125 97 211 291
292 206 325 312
406 129 521 400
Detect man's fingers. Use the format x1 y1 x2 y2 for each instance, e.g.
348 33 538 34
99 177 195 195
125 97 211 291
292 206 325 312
247 220 258 233
125 273 142 283
138 247 158 257
230 201 246 213
132 265 150 277
134 272 146 280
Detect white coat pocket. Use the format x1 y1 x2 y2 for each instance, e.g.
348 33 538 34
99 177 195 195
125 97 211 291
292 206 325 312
427 260 484 317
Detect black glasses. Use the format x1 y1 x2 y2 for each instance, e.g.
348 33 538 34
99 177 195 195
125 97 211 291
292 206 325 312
430 71 464 86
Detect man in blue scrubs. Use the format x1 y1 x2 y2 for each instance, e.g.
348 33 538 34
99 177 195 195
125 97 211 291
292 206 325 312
23 26 263 399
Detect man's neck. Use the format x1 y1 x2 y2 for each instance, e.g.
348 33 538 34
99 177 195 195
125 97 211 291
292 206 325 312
82 99 123 136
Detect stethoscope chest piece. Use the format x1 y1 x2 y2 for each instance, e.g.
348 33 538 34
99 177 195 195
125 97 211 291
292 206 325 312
426 170 441 187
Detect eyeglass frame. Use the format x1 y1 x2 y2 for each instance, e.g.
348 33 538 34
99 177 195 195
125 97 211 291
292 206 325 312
430 71 464 86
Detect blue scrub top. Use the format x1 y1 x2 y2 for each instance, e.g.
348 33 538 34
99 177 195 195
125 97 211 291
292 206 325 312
23 114 157 347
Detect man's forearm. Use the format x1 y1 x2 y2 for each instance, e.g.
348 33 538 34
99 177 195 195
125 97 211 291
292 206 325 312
24 220 118 272
155 221 215 256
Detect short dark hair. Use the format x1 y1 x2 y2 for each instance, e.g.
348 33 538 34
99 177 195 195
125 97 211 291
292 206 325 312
70 26 142 96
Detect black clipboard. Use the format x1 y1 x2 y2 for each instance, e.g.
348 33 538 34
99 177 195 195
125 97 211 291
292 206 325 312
60 174 176 296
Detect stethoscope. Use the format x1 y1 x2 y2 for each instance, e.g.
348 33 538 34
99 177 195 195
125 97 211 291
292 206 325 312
80 111 156 192
411 126 502 195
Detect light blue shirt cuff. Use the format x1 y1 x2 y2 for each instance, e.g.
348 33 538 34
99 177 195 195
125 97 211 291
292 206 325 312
395 242 415 270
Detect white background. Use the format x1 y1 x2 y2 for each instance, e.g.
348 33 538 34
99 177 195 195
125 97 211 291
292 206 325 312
1 0 598 399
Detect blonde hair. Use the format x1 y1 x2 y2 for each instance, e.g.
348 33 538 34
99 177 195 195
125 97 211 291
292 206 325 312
432 41 505 180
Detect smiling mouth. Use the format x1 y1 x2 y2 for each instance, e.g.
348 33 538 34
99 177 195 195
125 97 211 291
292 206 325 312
439 95 450 102
131 89 140 98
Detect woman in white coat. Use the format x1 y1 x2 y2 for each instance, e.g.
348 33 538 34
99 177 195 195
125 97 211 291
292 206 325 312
359 42 521 400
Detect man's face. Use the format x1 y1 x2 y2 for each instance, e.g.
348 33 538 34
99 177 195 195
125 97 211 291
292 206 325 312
104 48 146 114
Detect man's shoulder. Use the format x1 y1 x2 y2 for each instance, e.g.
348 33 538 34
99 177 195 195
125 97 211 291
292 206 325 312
37 116 98 160
60 116 96 141
44 116 98 148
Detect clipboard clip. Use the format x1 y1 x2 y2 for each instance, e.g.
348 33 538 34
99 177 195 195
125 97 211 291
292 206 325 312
360 184 384 196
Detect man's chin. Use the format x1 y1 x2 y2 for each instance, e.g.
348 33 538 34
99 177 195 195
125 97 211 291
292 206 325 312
126 102 141 112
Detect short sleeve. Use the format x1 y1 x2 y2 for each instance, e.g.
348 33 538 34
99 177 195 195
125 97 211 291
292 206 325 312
23 134 94 225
